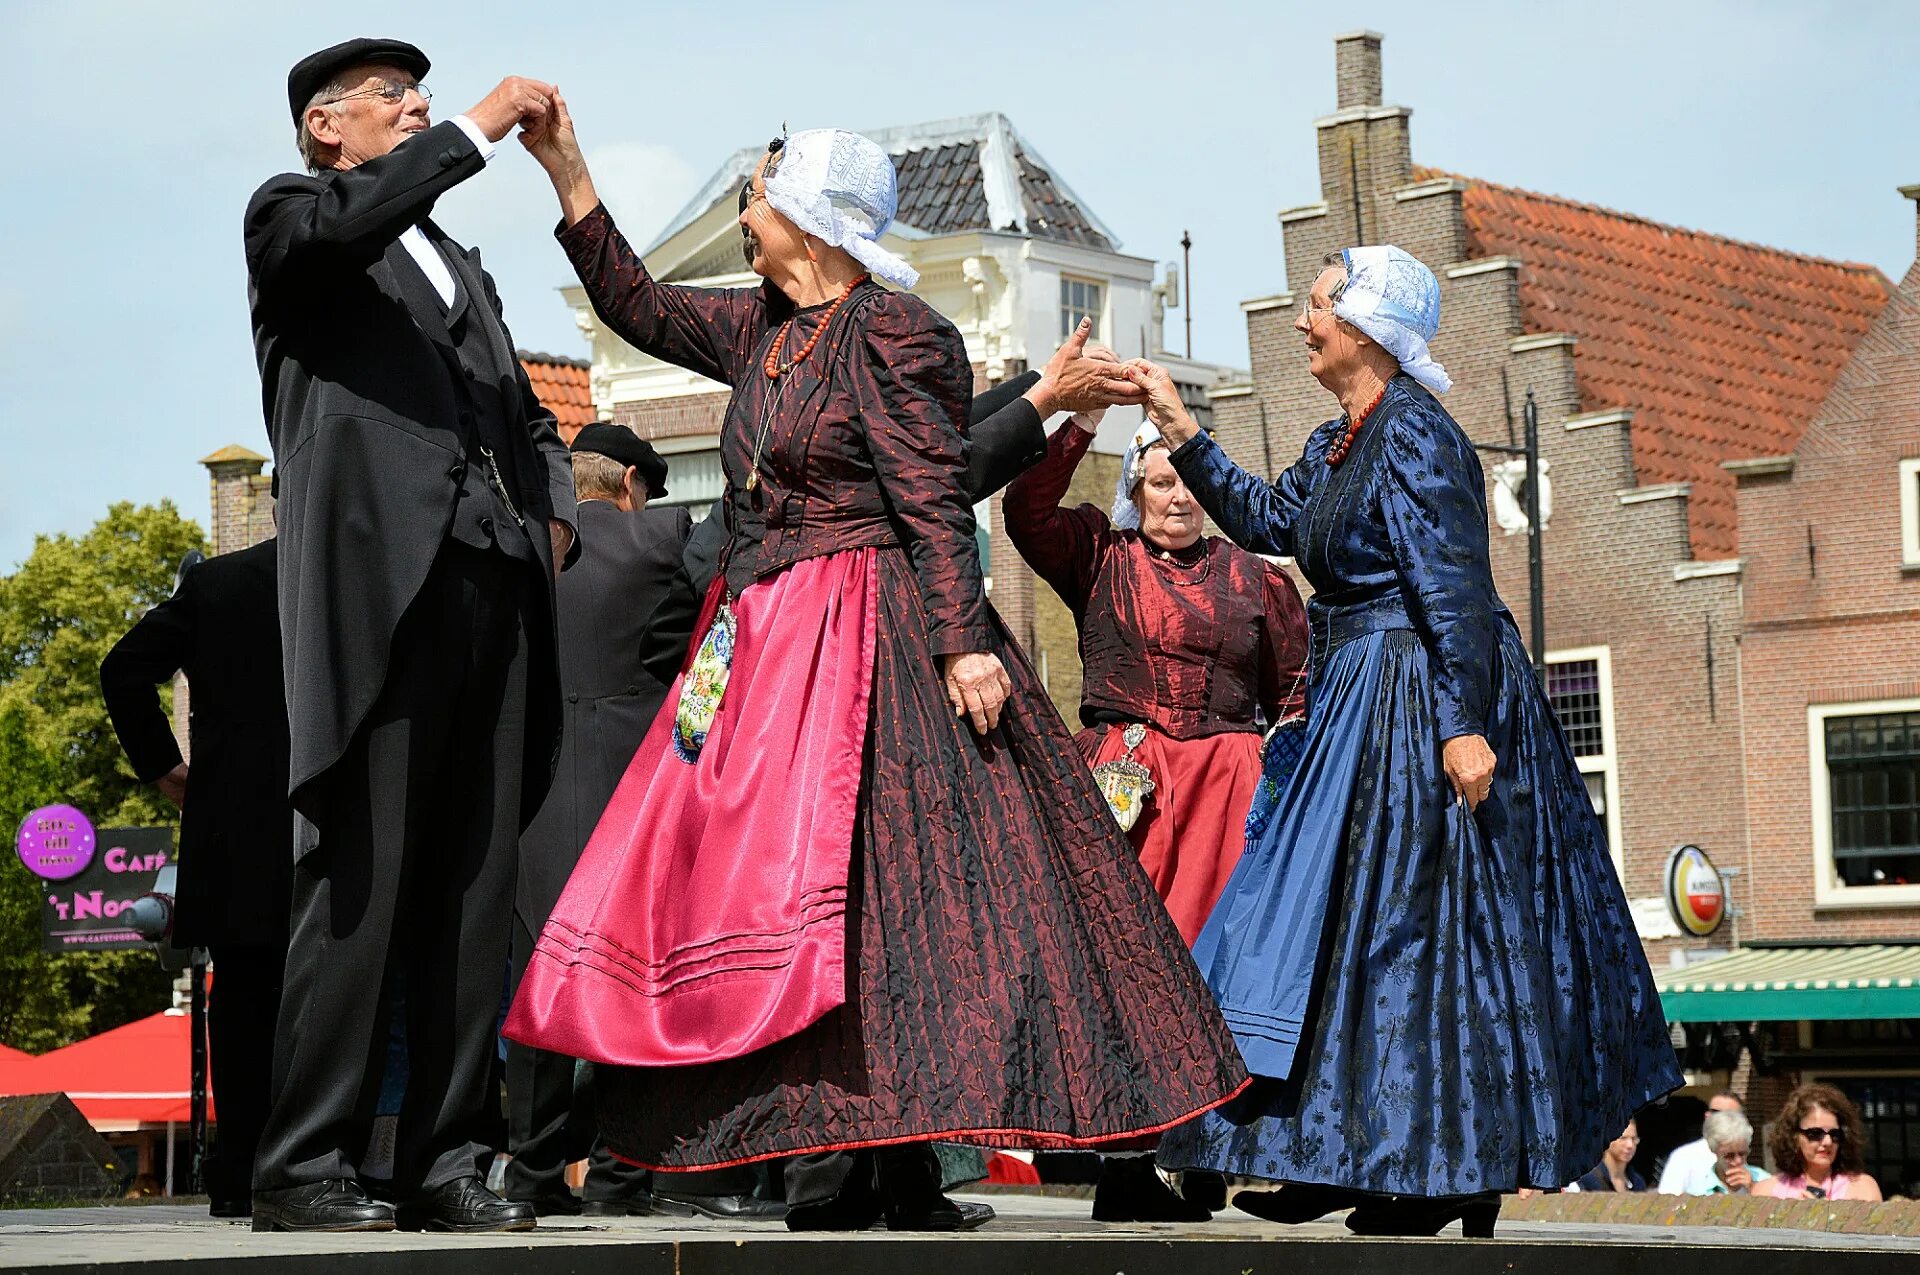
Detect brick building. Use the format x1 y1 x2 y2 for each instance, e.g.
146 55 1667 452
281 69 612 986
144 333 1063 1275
561 114 1240 720
1229 31 1920 1190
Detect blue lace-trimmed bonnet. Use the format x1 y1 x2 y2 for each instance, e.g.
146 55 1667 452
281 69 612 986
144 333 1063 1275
1334 246 1451 393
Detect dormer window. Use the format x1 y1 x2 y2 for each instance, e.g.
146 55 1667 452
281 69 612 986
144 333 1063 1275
1060 276 1104 341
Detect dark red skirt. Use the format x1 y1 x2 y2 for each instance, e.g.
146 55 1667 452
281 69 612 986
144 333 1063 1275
1074 725 1263 945
590 547 1249 1169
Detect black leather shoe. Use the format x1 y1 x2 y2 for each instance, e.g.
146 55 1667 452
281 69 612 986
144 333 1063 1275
652 1191 787 1221
581 1196 653 1217
1092 1156 1211 1223
513 1190 583 1217
1345 1192 1500 1238
251 1180 395 1232
785 1196 882 1232
883 1191 993 1232
396 1176 537 1233
1233 1183 1359 1224
1179 1171 1228 1212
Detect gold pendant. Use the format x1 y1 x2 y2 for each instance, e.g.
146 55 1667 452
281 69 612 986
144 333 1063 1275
746 469 759 492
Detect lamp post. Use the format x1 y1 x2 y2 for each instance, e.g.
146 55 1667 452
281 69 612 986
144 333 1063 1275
1474 390 1547 681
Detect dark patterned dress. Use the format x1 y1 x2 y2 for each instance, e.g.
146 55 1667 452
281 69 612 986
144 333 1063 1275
1005 422 1308 942
504 206 1248 1170
1154 376 1682 1195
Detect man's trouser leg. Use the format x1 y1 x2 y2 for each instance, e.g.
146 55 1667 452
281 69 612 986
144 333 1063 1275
205 940 285 1202
254 544 527 1194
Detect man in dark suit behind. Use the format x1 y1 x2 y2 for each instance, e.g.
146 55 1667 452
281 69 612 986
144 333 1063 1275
101 538 292 1219
243 38 576 1234
505 427 714 1217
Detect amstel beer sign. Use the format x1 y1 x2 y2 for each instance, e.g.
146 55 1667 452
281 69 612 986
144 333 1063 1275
1664 844 1726 938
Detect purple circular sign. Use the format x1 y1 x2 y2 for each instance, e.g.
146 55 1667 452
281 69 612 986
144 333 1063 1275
16 805 96 881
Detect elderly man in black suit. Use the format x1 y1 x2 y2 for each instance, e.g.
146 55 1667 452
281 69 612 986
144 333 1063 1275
101 538 292 1220
243 37 575 1234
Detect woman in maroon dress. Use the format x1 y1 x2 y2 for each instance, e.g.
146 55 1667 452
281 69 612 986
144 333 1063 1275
503 102 1249 1232
1007 413 1308 1219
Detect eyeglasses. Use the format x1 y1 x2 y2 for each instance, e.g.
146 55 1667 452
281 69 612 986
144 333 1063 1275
1798 1126 1843 1144
323 80 430 107
1301 301 1337 321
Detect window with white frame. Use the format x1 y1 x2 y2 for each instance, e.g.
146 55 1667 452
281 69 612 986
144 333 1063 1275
1546 647 1623 870
1811 701 1920 892
1901 458 1920 567
1060 276 1104 341
652 445 723 517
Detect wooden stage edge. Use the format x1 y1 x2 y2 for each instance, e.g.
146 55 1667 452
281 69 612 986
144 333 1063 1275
1 1193 1916 1275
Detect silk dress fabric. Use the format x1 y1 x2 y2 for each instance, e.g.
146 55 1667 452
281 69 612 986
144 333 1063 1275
1006 422 1309 943
508 205 1249 1171
1154 377 1682 1196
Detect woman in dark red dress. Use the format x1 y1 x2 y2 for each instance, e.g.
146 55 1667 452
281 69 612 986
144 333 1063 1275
503 102 1249 1231
1007 413 1308 1219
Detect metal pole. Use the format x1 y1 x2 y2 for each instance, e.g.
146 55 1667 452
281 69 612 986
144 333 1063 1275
1524 391 1546 680
189 950 208 1195
1180 231 1193 359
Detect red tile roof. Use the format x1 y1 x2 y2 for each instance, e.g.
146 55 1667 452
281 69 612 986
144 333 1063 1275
519 351 595 436
1426 171 1891 558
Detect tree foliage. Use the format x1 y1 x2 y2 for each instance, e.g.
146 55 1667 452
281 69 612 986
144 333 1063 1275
0 502 206 1051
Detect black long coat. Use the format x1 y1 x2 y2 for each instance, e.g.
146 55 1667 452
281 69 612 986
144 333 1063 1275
516 502 697 933
99 539 292 947
243 121 577 834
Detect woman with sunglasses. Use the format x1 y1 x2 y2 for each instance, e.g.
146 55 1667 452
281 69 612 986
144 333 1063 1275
1759 1084 1882 1201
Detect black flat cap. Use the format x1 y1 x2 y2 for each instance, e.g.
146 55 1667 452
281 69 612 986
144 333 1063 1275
288 38 429 123
572 424 669 498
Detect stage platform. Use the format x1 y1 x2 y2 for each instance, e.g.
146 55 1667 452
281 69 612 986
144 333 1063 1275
2 1192 1915 1274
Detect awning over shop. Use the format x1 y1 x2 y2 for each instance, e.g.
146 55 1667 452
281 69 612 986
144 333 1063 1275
1658 944 1920 1022
0 1010 212 1124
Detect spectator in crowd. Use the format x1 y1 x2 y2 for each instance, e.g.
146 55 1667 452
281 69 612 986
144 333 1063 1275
1688 1109 1771 1195
1655 1091 1743 1193
1569 1120 1645 1193
1758 1084 1883 1201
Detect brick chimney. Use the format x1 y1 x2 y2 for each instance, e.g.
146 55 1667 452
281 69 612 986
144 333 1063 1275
1335 30 1384 109
1309 31 1413 264
199 445 273 555
1902 182 1920 265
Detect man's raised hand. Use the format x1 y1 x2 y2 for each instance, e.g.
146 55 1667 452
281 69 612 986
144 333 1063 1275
465 76 555 143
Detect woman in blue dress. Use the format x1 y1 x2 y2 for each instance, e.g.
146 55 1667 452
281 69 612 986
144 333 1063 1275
1128 247 1681 1237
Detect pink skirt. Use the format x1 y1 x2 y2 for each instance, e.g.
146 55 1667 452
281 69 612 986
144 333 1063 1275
504 548 877 1066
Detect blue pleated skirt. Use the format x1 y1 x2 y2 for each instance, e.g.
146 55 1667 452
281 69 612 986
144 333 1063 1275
1157 619 1682 1195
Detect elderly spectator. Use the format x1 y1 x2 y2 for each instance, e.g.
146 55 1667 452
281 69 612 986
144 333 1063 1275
1570 1120 1646 1193
1656 1090 1743 1193
1759 1084 1882 1201
1698 1109 1771 1195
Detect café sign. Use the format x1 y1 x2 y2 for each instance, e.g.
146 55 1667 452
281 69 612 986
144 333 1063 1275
1664 843 1726 938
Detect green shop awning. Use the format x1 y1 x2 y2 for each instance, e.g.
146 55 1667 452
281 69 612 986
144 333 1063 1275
1658 944 1920 1022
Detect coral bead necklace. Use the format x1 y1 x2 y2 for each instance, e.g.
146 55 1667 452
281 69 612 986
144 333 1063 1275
745 274 868 491
1326 383 1389 467
763 274 868 379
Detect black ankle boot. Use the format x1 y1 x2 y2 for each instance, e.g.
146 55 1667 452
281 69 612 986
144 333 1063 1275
1091 1156 1212 1223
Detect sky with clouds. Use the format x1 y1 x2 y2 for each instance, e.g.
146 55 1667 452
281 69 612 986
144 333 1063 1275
2 0 1916 569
